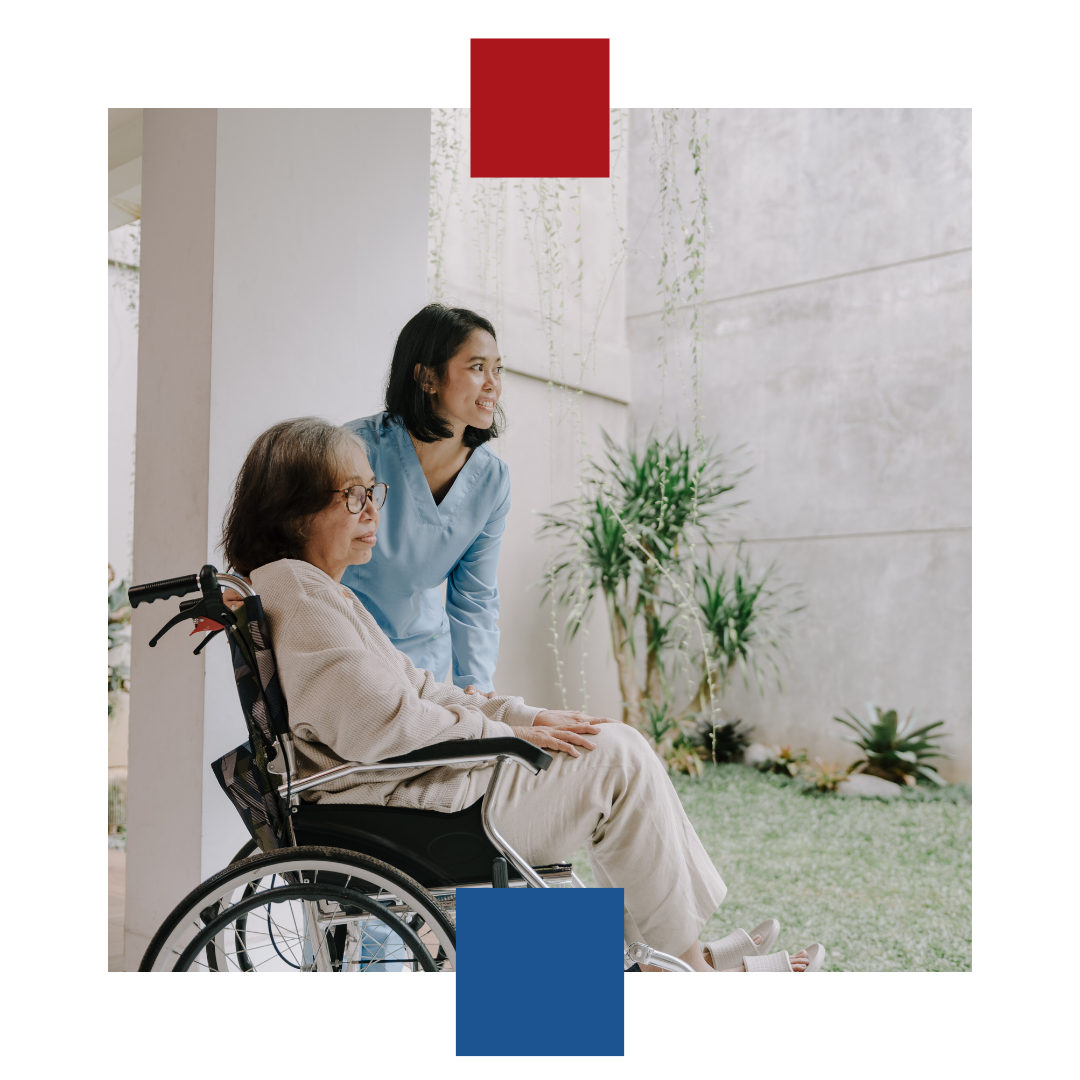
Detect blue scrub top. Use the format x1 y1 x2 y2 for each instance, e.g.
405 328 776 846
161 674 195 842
341 412 510 693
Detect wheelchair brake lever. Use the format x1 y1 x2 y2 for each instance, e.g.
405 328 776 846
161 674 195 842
149 608 201 648
148 598 234 648
192 627 225 655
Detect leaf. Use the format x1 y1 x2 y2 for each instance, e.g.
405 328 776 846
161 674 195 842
833 714 865 735
878 708 899 733
917 765 947 785
905 720 947 740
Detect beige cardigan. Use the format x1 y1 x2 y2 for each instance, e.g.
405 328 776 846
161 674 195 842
250 559 542 810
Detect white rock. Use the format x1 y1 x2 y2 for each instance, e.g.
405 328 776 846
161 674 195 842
743 743 773 767
837 773 902 798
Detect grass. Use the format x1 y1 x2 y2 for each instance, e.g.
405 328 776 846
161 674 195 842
570 762 971 972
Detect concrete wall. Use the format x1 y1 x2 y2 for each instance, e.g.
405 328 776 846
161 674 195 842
626 109 971 778
432 111 633 720
125 108 430 968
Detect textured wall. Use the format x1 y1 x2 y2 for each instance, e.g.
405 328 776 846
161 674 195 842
626 109 971 778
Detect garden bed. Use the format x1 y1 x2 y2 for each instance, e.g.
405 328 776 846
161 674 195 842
571 762 971 972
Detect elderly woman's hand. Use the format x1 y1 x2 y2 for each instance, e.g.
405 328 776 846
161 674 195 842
511 721 602 758
221 579 252 613
534 709 617 728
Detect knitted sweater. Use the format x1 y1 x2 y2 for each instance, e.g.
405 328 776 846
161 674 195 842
250 559 542 810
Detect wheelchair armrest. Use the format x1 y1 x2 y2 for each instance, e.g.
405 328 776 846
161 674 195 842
379 737 553 772
279 737 553 801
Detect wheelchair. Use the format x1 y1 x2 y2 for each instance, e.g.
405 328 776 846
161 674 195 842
129 565 693 972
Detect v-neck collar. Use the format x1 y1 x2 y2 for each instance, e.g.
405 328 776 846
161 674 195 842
391 417 485 526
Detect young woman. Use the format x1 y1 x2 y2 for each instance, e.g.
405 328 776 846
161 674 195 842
219 416 826 973
342 305 508 697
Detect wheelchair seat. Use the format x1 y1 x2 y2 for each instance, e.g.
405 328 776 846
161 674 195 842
292 797 567 889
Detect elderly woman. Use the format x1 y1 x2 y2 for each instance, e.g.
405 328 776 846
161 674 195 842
220 417 825 973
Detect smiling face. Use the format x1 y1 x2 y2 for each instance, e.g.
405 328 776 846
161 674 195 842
300 438 380 583
423 328 502 435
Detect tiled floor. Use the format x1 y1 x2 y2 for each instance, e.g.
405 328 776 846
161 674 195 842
109 848 125 971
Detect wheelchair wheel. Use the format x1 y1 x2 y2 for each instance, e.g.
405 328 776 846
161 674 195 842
140 846 456 972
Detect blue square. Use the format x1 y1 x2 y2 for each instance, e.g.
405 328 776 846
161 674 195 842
456 887 625 1056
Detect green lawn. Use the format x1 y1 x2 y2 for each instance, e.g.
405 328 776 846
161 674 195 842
570 763 971 972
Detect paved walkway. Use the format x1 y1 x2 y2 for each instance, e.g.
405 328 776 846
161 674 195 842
109 848 125 971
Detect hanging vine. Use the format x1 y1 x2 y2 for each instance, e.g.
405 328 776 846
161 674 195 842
517 177 572 707
469 177 509 332
686 109 710 524
428 108 466 300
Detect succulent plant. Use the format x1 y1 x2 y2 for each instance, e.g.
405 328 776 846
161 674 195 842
756 744 808 777
702 718 754 763
834 705 952 786
800 757 854 792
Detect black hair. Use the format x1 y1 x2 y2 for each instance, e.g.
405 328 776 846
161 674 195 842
384 304 504 447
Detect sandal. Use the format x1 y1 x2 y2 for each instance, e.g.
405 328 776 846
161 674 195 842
703 919 780 971
743 943 826 972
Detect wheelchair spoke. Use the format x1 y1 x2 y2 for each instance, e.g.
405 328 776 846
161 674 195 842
249 943 304 971
286 895 303 941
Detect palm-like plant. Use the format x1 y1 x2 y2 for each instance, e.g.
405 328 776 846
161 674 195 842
686 556 798 715
607 432 734 705
834 705 952 786
641 698 677 746
540 429 799 779
539 429 734 725
541 493 641 722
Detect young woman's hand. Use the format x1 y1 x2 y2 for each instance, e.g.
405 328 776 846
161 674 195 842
533 709 617 728
510 722 601 758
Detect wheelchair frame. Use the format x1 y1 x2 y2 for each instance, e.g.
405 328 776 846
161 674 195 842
129 565 693 972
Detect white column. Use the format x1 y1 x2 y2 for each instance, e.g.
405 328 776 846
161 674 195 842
125 108 430 969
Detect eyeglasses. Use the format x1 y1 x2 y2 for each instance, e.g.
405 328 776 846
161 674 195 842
330 482 389 514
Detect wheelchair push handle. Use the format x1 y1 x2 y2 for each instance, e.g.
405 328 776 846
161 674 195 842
129 565 255 652
128 573 201 608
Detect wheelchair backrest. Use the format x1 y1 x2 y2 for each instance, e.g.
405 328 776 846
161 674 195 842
211 594 294 851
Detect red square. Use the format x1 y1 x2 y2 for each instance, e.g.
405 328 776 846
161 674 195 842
470 39 609 178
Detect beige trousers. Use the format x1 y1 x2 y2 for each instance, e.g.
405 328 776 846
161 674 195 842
460 722 728 957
